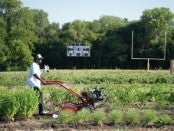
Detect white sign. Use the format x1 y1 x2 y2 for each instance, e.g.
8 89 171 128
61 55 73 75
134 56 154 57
67 44 90 57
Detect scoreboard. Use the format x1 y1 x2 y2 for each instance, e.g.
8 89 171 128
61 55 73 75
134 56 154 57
67 44 90 57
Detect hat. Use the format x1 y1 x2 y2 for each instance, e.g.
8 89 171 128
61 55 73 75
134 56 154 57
36 54 44 60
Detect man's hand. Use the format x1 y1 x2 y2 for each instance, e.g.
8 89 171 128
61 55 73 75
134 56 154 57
41 76 47 85
34 74 47 85
42 80 47 85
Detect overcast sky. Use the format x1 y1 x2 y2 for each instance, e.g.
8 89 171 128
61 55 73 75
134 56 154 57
21 0 174 26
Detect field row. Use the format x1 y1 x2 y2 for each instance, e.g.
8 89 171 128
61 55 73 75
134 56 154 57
0 70 174 87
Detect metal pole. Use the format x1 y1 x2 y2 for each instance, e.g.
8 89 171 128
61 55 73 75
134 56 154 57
131 31 134 59
147 58 150 71
164 32 167 60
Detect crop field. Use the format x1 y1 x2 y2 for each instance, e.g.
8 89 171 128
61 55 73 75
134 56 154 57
0 69 174 130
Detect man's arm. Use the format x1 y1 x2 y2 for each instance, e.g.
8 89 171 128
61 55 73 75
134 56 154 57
34 74 46 85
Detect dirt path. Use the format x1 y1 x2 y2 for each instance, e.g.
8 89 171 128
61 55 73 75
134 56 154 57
0 118 174 131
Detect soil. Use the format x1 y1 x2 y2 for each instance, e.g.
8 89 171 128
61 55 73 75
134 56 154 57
0 115 173 131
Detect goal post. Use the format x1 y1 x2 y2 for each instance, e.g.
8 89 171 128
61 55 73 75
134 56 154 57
131 31 167 71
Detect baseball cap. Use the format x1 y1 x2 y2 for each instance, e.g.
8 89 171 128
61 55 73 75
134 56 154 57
36 54 44 60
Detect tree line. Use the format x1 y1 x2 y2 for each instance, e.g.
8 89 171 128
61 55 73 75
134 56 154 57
0 0 174 71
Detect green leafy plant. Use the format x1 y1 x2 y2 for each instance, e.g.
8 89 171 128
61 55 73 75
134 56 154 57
108 109 123 124
158 114 173 124
50 88 79 106
73 108 91 123
92 109 106 125
0 91 19 121
141 109 157 124
57 110 75 124
15 88 38 118
126 108 139 124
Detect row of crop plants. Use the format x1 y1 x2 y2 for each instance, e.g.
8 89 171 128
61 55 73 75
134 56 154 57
49 84 174 110
1 70 174 87
44 70 174 84
54 108 173 125
0 87 38 121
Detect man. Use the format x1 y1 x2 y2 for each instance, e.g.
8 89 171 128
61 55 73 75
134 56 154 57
27 54 47 115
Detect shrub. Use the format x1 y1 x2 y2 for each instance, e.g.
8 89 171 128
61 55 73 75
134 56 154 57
15 87 38 119
0 90 19 121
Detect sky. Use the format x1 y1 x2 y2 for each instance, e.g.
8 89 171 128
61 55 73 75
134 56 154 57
21 0 174 26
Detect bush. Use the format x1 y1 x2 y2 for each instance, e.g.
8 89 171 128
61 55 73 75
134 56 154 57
0 90 19 121
0 87 39 121
15 87 38 119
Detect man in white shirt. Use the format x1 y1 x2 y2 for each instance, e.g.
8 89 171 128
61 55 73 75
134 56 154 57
27 54 47 115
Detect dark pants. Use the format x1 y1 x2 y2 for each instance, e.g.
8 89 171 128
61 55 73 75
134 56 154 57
32 87 44 115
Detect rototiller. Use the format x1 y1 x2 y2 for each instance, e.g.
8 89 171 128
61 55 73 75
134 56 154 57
46 80 106 112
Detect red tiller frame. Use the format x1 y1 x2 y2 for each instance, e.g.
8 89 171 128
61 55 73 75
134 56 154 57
45 80 85 102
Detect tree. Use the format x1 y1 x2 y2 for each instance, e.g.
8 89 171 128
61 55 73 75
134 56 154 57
0 17 8 70
140 8 174 58
7 39 32 70
14 7 35 30
30 9 49 37
61 20 96 46
35 22 63 69
91 16 129 68
0 0 22 32
6 27 37 70
44 22 60 43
